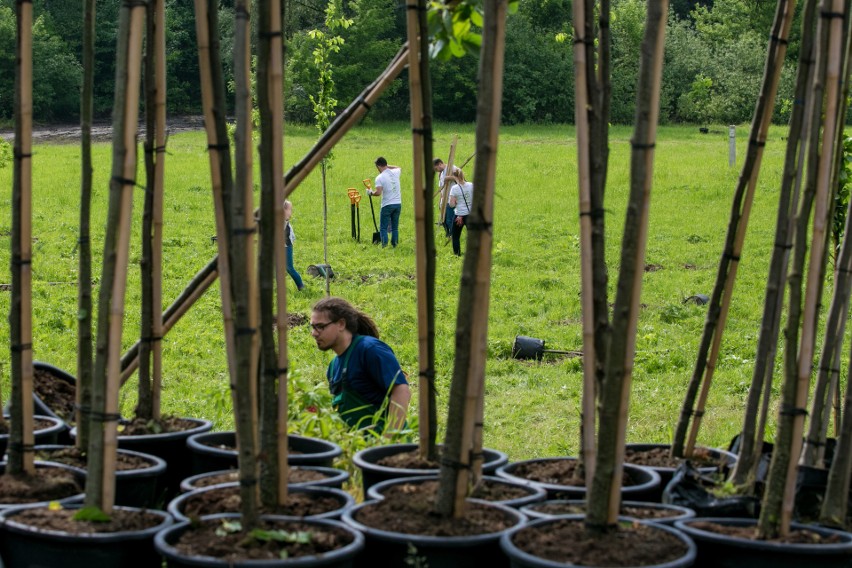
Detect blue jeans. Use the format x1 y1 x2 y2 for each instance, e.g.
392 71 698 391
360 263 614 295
444 205 456 237
380 204 401 248
286 244 304 290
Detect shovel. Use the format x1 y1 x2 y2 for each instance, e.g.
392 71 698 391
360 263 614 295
512 335 582 360
368 191 381 245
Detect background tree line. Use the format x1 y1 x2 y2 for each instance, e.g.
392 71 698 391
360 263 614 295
0 0 802 126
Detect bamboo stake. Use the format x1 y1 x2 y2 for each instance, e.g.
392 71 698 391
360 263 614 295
586 0 666 530
151 0 166 419
8 0 35 476
675 0 795 458
437 137 458 235
821 347 852 526
435 0 507 519
76 0 96 451
573 0 596 483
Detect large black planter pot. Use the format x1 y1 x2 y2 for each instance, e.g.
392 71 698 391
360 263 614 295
501 515 696 567
495 457 662 502
0 415 69 457
187 431 343 475
367 475 547 509
35 444 168 508
0 461 86 511
674 517 852 568
342 499 526 568
180 465 350 493
520 499 696 526
0 504 172 568
626 443 738 503
353 443 509 493
168 483 355 522
155 513 365 567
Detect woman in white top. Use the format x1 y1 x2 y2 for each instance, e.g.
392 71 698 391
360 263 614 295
447 170 473 256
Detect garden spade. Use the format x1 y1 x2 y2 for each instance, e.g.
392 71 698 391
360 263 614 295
363 178 381 244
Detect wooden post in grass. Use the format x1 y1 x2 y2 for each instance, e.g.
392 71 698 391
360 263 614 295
572 0 596 483
76 0 96 450
256 0 290 506
585 0 666 530
435 0 507 518
730 0 815 487
405 0 438 460
673 0 795 459
85 0 145 513
759 0 846 538
139 0 167 421
438 137 458 237
8 0 35 477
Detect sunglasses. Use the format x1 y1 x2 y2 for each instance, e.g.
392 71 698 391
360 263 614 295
310 321 335 332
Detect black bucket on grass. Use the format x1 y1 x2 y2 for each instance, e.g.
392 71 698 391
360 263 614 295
512 335 546 360
307 264 335 279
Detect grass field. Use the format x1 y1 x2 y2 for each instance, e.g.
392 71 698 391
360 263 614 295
0 122 814 466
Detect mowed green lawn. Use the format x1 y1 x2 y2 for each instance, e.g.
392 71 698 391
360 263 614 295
0 122 808 461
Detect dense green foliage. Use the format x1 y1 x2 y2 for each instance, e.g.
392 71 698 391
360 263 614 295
0 0 807 126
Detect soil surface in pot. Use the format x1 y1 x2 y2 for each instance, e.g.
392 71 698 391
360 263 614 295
7 506 164 533
625 447 722 469
510 459 641 487
190 468 329 489
173 518 353 562
35 446 154 471
181 485 344 518
34 368 77 422
120 416 201 436
688 520 847 544
198 438 307 455
381 479 531 503
0 468 81 503
376 449 438 469
529 501 680 520
355 488 515 536
512 518 689 566
0 417 59 435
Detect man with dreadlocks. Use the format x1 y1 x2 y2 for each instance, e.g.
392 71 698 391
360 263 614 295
310 297 410 431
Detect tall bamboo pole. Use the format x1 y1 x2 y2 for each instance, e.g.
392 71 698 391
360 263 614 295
673 0 795 458
573 0 596 482
86 0 145 513
8 0 35 476
438 138 458 236
586 0 666 530
76 0 96 451
435 0 507 519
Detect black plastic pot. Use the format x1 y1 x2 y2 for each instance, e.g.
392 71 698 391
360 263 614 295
342 499 525 568
35 444 168 508
675 517 852 568
353 443 509 492
501 515 696 567
187 431 343 475
0 504 172 568
168 483 355 522
155 514 364 567
625 443 738 503
180 465 349 493
0 461 85 511
0 415 69 457
520 499 696 526
367 474 547 509
30 361 81 443
495 457 662 502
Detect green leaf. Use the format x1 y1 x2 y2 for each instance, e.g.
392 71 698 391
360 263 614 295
215 520 242 537
250 529 313 544
73 507 111 522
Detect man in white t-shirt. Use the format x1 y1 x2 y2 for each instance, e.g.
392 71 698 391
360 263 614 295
368 157 402 248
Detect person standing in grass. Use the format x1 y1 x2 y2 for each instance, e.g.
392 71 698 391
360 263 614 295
367 157 402 248
310 297 410 431
283 200 304 291
447 170 473 256
434 158 462 237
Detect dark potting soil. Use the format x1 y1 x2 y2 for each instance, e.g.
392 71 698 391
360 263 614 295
34 368 77 422
198 438 305 455
355 488 515 536
688 521 847 545
172 518 354 562
528 501 681 520
0 468 82 503
181 485 344 518
375 449 439 469
511 518 689 566
624 446 720 469
190 467 330 489
380 478 532 503
119 416 200 436
35 446 153 471
7 506 164 534
0 417 58 435
510 459 641 487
